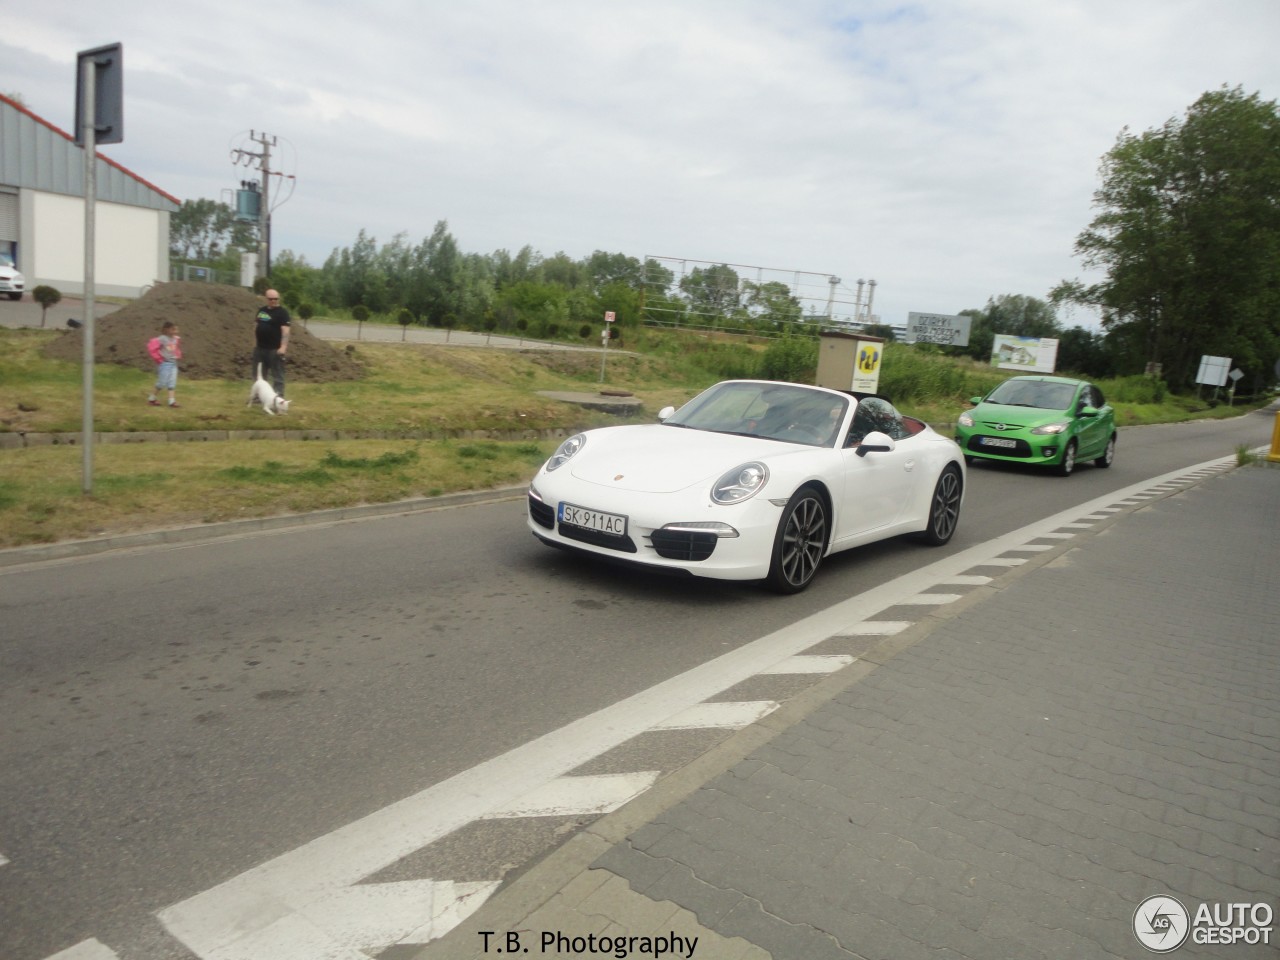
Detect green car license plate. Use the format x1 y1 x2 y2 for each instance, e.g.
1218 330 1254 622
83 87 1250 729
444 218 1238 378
979 437 1017 448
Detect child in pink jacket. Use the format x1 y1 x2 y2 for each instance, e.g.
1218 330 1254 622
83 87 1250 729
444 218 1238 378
147 321 183 407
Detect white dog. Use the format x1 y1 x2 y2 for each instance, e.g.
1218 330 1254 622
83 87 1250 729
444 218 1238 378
247 363 291 415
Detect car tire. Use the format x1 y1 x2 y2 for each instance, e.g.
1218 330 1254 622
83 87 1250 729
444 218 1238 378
6 292 20 301
1057 440 1077 477
1095 434 1116 468
765 486 827 594
916 464 962 546
964 455 977 466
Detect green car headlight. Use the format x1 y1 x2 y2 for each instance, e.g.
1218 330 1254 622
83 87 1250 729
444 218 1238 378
1031 421 1070 435
958 413 974 427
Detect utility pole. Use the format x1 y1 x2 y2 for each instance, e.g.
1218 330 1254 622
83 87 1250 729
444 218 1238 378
231 130 277 280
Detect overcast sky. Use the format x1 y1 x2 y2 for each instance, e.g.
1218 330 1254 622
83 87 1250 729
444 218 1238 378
5 1 1279 328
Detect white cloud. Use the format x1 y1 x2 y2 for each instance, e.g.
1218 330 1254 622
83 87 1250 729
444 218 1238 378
4 0 1278 326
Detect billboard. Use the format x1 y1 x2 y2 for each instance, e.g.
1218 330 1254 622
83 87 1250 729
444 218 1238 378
991 335 1058 373
906 312 971 346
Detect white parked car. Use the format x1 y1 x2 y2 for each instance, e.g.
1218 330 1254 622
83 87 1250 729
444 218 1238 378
0 253 24 300
527 379 966 593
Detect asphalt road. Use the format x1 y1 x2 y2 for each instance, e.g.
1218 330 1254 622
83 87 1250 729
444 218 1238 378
0 404 1274 960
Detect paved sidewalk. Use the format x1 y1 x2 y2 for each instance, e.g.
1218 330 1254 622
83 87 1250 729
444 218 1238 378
422 464 1279 960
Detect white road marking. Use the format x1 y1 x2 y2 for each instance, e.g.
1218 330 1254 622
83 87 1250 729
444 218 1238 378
937 575 992 585
1037 531 1076 539
209 879 498 959
761 655 855 674
481 772 660 819
835 620 911 636
897 592 963 605
650 701 779 730
0 852 8 866
153 455 1238 958
1005 543 1055 551
44 940 120 960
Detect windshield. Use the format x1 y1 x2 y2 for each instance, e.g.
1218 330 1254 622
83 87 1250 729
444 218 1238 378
0 253 14 268
666 381 848 447
986 379 1077 410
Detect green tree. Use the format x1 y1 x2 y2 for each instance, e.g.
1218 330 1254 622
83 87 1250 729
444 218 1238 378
679 264 741 323
954 294 1061 363
352 303 369 339
1063 86 1280 389
742 280 802 328
170 198 254 260
584 251 643 291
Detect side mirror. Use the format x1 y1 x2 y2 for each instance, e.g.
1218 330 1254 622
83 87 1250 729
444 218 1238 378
856 431 895 457
1079 406 1099 418
969 396 983 405
658 405 675 421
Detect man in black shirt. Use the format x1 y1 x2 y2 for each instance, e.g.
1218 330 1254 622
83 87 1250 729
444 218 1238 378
252 288 291 396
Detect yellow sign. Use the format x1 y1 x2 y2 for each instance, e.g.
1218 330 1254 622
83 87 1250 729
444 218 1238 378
852 339 883 392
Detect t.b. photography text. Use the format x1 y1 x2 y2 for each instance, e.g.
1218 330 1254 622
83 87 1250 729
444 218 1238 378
478 929 699 957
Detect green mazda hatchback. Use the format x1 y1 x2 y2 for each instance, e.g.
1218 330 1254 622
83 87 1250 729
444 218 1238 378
955 375 1116 476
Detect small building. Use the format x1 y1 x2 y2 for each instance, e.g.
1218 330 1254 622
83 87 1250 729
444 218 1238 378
0 93 179 298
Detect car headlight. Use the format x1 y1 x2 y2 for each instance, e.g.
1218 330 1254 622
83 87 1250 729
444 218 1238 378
958 413 974 427
1030 421 1069 435
711 462 769 504
545 433 586 471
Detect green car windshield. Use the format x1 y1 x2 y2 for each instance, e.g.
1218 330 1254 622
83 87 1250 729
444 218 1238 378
986 380 1077 410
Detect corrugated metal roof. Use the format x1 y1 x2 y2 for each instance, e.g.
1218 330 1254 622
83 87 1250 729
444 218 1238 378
0 93 180 211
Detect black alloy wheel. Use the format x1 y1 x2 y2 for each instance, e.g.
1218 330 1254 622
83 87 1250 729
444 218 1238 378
917 464 962 545
766 486 828 594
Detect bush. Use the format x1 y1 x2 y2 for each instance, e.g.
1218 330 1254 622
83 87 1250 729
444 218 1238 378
759 335 817 382
32 285 62 327
1104 374 1167 404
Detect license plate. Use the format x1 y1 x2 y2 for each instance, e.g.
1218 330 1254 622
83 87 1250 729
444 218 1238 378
979 436 1017 448
558 502 628 537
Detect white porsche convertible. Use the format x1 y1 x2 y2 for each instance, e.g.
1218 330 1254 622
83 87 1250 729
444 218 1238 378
527 379 965 593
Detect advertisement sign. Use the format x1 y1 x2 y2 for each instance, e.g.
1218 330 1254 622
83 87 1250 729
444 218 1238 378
906 312 972 347
851 338 884 393
991 335 1058 373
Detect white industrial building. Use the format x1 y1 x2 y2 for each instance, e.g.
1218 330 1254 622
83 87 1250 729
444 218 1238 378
0 92 179 298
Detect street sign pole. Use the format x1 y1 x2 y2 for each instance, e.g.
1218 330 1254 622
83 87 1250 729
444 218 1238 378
80 56 97 494
599 311 615 383
74 42 123 494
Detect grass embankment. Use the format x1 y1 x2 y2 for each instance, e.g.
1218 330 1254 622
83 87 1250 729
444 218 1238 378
0 328 1260 548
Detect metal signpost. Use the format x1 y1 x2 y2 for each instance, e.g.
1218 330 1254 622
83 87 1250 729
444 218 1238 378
599 311 615 382
74 42 123 494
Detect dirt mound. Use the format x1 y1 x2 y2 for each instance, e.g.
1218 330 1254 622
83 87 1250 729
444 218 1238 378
41 281 364 383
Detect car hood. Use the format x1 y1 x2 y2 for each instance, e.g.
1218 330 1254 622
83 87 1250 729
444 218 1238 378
565 424 803 494
0 265 20 280
972 402 1067 426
